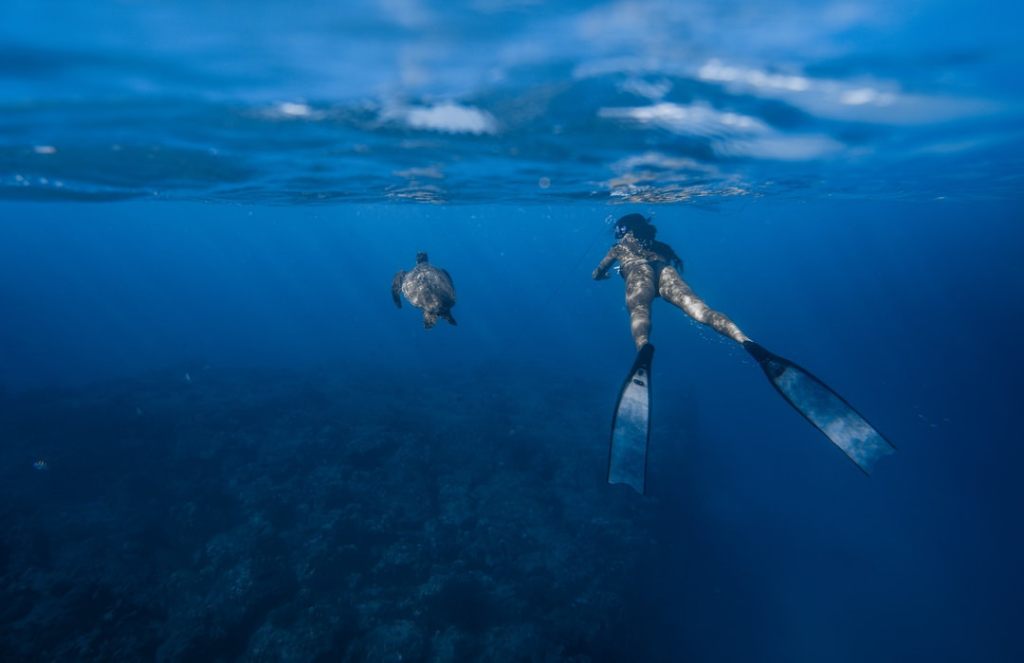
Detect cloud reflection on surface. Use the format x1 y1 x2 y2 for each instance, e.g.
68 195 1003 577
0 0 1019 203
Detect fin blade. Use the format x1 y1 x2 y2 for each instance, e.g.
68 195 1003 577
745 342 894 473
608 344 654 493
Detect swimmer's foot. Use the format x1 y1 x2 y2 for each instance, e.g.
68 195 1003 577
743 340 895 474
608 343 655 494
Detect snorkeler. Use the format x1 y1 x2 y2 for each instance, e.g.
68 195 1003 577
594 213 894 493
392 252 457 329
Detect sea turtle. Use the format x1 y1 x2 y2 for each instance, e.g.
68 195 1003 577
391 252 457 329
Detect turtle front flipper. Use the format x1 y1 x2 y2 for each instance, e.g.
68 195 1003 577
391 271 405 308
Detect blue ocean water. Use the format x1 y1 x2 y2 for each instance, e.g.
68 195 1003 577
1 1 1022 661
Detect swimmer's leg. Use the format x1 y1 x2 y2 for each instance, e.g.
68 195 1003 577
658 267 749 343
625 264 656 350
656 268 894 472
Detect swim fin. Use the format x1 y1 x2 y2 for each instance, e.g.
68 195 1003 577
743 340 894 474
608 343 654 494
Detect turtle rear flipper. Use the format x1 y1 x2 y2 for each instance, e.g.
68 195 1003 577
442 312 457 326
391 271 406 308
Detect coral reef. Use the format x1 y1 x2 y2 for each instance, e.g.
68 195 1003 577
0 365 654 661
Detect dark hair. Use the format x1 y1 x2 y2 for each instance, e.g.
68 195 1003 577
614 213 656 243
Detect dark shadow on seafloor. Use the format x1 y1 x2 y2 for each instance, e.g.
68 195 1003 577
0 364 678 661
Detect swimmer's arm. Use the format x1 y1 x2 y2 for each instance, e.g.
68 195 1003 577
592 246 619 280
657 241 684 272
668 248 684 272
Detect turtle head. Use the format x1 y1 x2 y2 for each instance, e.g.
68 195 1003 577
416 251 429 264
